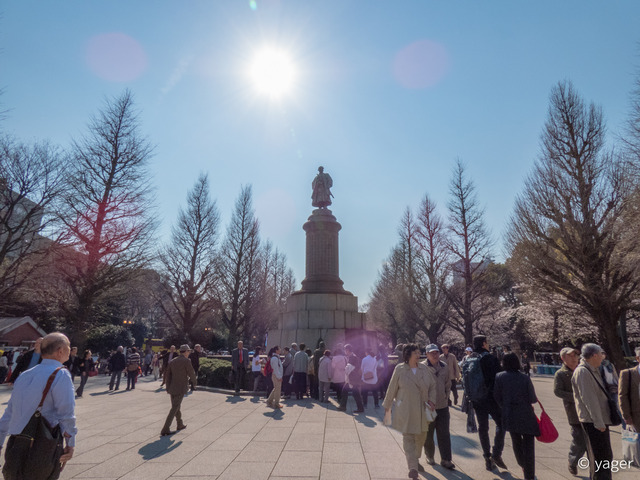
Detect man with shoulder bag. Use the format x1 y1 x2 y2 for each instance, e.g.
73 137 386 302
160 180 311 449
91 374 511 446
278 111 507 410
619 346 640 467
0 332 77 480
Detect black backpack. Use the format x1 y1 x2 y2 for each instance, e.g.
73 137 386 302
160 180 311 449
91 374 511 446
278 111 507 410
462 352 489 402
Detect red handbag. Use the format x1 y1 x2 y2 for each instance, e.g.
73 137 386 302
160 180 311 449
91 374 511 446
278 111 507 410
536 401 559 443
88 367 98 377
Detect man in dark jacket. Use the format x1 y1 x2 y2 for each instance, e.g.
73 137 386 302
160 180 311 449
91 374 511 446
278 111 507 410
189 344 203 392
471 335 506 472
8 337 43 383
554 347 587 476
231 341 250 395
108 346 127 391
337 344 364 413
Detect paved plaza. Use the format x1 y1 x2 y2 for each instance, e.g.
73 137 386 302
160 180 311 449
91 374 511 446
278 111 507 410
0 373 637 480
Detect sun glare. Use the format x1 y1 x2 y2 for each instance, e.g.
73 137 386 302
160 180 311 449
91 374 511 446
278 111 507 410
248 47 296 100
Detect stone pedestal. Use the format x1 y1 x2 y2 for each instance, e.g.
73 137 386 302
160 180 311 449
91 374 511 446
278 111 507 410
266 292 377 353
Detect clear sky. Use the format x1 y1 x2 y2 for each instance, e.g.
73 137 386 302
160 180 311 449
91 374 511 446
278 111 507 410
2 1 639 303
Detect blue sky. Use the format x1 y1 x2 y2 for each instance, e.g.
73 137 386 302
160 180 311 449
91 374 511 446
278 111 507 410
2 1 639 303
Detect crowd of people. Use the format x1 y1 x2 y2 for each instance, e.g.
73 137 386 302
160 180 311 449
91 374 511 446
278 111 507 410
231 337 639 480
1 333 638 480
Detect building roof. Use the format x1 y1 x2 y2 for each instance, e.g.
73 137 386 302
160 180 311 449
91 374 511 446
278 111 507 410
0 316 47 336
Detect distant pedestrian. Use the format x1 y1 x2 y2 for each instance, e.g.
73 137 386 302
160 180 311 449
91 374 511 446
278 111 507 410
266 346 284 409
521 352 531 377
189 344 203 391
312 342 326 400
252 347 264 392
317 350 333 403
8 337 43 384
494 352 540 480
108 346 126 391
151 353 160 380
440 344 460 406
160 344 196 436
160 346 177 386
75 349 94 398
383 343 436 479
282 347 294 399
330 347 347 402
63 346 78 383
126 347 140 390
376 345 389 401
572 343 614 480
0 353 8 384
143 349 153 376
337 344 364 413
292 343 308 400
361 348 379 408
554 347 587 476
231 341 249 395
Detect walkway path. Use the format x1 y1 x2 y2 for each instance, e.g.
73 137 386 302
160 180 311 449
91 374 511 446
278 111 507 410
0 373 637 479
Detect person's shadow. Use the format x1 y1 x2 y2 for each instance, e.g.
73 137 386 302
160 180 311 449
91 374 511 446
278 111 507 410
263 409 285 420
138 437 182 460
225 395 246 404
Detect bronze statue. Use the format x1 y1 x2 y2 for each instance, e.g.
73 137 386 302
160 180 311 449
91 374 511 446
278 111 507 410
311 166 333 208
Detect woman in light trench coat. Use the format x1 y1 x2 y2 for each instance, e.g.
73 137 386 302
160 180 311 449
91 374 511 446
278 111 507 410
383 344 437 479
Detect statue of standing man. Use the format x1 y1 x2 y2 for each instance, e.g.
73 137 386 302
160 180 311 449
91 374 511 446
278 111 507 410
311 166 333 208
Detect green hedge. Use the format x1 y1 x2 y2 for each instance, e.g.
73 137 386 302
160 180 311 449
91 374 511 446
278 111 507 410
197 358 252 390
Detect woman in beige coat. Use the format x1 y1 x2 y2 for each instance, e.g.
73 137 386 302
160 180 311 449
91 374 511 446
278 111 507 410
383 344 437 479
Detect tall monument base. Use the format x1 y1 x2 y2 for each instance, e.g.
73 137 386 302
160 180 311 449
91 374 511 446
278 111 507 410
267 292 377 353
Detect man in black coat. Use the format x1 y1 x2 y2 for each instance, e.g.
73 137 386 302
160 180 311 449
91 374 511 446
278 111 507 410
472 335 507 472
108 346 127 390
189 344 203 392
231 341 249 394
8 337 43 383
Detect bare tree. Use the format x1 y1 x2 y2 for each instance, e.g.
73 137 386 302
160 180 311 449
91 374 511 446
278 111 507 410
57 90 156 334
158 173 221 339
445 159 494 344
0 136 68 313
506 81 640 370
214 185 260 346
414 194 451 342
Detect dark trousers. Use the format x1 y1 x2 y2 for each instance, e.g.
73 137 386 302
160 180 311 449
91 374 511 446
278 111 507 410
76 373 88 396
450 380 459 404
339 384 364 411
361 383 379 407
234 367 246 393
293 372 307 399
474 399 505 459
332 382 345 401
510 432 535 479
109 369 122 390
424 407 452 461
161 393 185 434
282 374 292 396
582 423 612 480
309 374 318 399
127 370 138 389
568 423 588 469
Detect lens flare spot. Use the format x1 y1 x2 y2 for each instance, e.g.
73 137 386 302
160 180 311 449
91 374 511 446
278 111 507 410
248 47 296 100
85 32 148 82
249 0 258 10
393 40 450 89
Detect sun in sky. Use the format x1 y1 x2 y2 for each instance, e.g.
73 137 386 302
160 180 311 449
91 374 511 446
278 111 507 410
248 46 296 100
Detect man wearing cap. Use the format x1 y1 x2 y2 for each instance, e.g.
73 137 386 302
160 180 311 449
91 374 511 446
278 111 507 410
440 344 461 406
161 344 197 436
423 344 455 470
554 347 587 476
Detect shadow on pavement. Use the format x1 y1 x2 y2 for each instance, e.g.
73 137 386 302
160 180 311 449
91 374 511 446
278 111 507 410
354 414 377 428
423 466 475 480
263 409 285 420
226 395 246 403
89 390 111 396
138 437 182 460
449 434 479 458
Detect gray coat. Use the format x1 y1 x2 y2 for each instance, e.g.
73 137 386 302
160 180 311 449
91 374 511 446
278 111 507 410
554 364 579 425
494 371 540 436
423 358 451 410
572 360 612 429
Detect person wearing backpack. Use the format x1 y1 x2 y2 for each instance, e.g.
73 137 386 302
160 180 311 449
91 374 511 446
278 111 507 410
464 335 507 472
337 344 364 413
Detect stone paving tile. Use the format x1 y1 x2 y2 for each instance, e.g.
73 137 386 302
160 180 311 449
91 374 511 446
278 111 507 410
254 426 294 441
284 433 324 451
175 449 241 476
272 451 322 477
217 461 276 480
118 461 183 480
324 427 359 443
322 442 366 463
320 462 370 480
235 440 286 462
208 432 256 450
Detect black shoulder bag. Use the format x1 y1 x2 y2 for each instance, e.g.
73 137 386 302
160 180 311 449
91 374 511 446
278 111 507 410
586 366 622 427
3 367 65 480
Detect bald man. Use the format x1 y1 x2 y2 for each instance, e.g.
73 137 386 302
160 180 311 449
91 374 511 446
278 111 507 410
0 333 77 475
